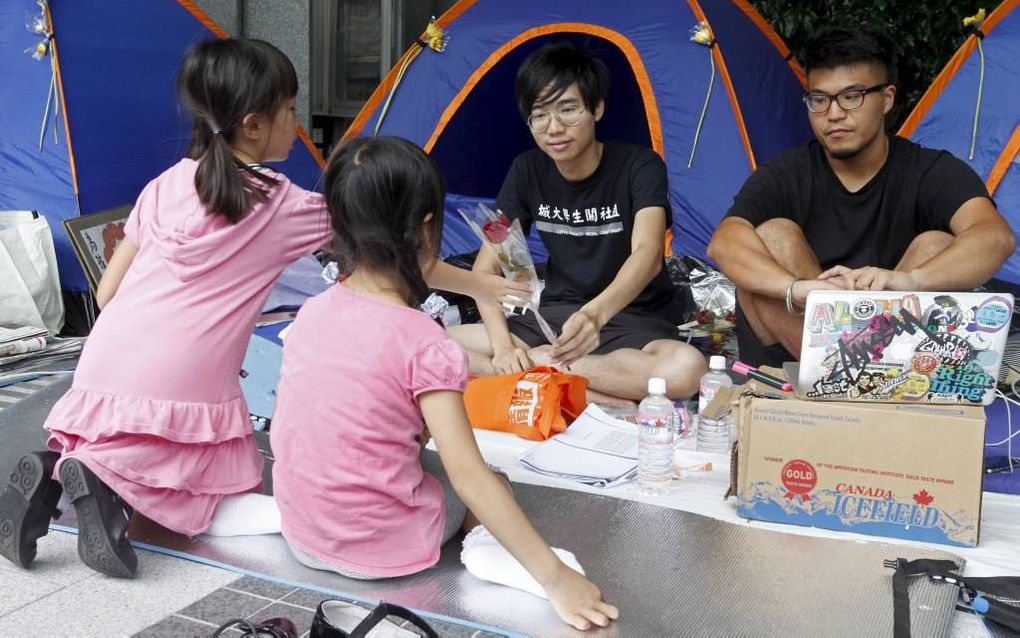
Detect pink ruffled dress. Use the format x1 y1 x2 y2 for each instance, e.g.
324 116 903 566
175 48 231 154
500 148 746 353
44 159 327 536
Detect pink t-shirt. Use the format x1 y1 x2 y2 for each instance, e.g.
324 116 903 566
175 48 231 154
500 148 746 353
271 284 468 577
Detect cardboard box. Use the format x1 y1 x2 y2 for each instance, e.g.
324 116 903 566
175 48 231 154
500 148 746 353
728 378 986 547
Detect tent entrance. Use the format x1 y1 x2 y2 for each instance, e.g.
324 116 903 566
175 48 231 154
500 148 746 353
430 31 654 200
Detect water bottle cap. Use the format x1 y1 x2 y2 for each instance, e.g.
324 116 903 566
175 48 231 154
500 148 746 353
647 377 667 395
709 355 726 371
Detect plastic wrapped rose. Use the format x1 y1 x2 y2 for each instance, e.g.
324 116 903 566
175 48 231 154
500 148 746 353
459 203 558 342
459 203 541 308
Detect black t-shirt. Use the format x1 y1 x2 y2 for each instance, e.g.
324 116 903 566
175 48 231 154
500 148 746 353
726 135 991 270
495 142 674 315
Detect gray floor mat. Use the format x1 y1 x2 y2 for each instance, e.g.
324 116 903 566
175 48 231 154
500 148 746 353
3 374 966 637
52 483 963 638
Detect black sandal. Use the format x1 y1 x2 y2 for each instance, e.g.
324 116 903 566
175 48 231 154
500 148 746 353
59 457 137 578
0 451 63 568
311 600 438 637
213 616 297 637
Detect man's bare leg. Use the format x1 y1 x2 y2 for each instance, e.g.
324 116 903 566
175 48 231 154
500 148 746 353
531 340 707 402
447 324 531 375
896 231 954 271
740 218 824 357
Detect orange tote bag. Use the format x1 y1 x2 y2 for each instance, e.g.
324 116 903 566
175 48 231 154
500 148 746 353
463 366 588 441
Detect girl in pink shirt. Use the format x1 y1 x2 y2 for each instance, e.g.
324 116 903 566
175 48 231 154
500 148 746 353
0 38 326 579
272 137 618 631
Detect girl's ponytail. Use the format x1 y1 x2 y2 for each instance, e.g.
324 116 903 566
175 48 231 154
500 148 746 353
193 125 259 223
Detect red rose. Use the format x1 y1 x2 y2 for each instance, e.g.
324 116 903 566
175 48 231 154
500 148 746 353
482 213 512 244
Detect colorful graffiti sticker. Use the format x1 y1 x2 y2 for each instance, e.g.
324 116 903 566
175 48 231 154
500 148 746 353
915 332 974 367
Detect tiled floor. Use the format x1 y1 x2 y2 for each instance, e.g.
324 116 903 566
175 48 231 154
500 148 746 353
0 530 237 636
138 574 505 637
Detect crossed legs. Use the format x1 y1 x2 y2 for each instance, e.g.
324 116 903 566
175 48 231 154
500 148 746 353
448 324 706 402
738 218 953 358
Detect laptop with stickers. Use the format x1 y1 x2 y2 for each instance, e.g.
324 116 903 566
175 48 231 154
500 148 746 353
795 290 1014 405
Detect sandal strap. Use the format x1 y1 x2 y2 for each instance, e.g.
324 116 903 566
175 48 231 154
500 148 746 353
213 618 257 637
350 602 438 638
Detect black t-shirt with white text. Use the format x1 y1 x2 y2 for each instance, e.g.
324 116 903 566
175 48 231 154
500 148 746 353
726 135 991 270
495 142 674 315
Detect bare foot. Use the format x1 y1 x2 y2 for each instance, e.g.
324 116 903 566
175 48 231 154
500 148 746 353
527 344 557 368
586 387 638 408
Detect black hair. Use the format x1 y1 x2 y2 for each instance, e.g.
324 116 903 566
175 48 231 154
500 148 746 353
178 38 298 223
801 26 897 85
324 137 445 308
515 42 610 119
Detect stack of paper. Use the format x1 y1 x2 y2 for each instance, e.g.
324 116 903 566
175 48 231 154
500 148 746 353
0 325 83 383
0 326 47 357
518 404 638 488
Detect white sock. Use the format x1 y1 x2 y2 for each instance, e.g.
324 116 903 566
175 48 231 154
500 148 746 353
205 493 281 537
460 525 585 599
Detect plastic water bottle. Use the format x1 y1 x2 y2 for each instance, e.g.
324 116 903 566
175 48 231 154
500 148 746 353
638 377 675 491
697 356 733 453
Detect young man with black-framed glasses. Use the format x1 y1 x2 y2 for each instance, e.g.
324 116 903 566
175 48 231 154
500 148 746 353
708 26 1014 368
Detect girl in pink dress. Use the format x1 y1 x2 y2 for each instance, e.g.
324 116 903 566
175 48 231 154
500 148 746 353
271 137 619 631
0 38 325 579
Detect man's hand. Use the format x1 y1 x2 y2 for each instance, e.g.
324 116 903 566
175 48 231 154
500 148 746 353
551 308 602 365
473 273 535 308
492 345 532 374
840 267 918 291
819 264 921 291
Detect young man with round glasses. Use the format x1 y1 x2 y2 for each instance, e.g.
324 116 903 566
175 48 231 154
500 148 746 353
449 43 706 402
707 26 1014 367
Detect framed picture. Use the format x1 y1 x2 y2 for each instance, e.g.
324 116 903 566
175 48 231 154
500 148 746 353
63 205 132 294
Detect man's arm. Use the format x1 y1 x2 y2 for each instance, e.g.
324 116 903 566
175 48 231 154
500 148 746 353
552 207 667 363
840 197 1015 291
708 217 799 299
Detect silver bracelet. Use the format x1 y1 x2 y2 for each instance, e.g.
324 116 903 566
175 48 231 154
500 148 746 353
785 278 804 317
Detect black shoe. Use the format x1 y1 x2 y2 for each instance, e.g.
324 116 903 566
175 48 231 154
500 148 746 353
0 451 63 568
213 617 297 637
311 600 438 637
59 458 137 578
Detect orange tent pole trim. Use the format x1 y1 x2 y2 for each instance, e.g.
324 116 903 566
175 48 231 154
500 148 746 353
297 129 326 169
44 3 78 197
900 0 1020 138
343 0 481 143
175 0 230 39
422 23 664 158
687 0 756 172
986 124 1020 196
731 0 806 88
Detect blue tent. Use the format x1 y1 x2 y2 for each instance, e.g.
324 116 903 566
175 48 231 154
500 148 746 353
900 0 1020 284
0 0 324 292
344 0 813 263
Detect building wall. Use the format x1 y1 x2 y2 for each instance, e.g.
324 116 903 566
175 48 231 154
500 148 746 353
192 0 312 131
